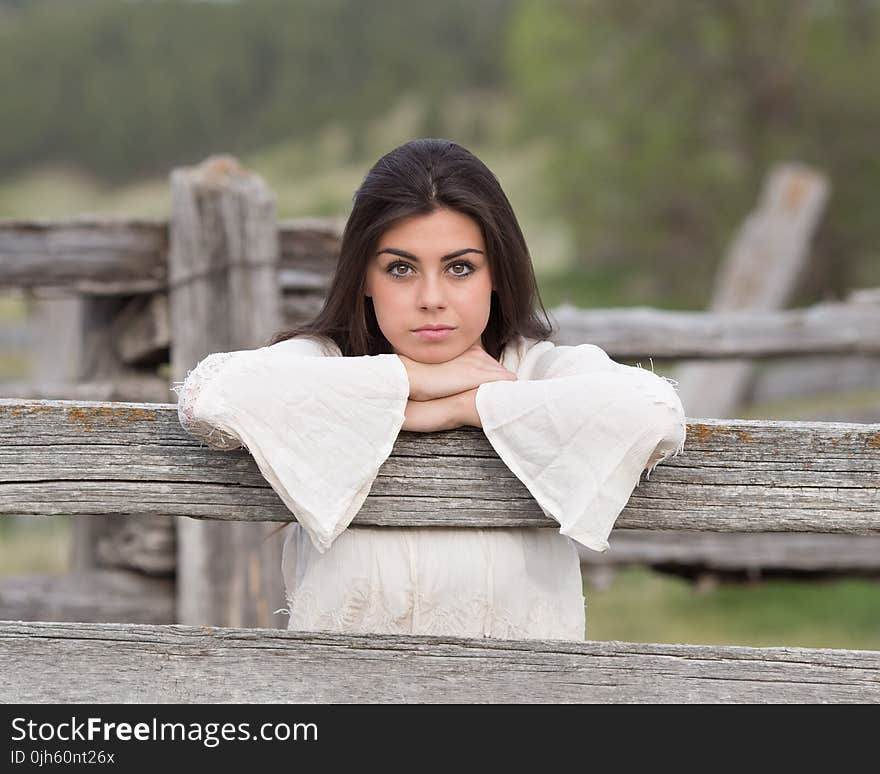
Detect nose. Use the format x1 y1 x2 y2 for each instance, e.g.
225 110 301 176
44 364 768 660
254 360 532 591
416 274 447 310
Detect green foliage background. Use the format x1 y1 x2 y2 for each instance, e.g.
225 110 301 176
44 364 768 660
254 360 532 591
0 0 510 179
1 0 878 306
506 0 880 302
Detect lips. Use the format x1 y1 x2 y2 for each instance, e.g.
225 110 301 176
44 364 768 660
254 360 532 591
413 327 455 341
413 326 455 331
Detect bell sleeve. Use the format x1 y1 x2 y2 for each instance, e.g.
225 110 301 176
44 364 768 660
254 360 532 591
171 336 410 554
474 340 687 553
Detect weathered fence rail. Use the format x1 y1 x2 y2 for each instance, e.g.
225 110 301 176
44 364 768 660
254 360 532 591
3 215 879 359
552 298 880 358
0 216 342 294
1 396 878 702
1 400 878 534
2 619 877 703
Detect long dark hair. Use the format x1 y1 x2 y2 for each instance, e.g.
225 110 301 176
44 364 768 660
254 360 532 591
266 138 555 359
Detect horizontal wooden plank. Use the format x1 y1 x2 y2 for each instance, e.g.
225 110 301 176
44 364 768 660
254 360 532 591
0 377 172 402
0 570 174 624
1 399 878 535
0 217 341 294
0 620 876 702
4 217 877 358
0 218 169 294
552 299 880 358
577 530 880 572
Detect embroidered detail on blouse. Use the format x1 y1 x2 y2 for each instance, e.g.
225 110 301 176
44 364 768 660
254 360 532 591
171 351 243 451
281 583 584 641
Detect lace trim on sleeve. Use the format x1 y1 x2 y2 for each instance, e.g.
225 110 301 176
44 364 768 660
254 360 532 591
170 351 243 451
630 357 687 480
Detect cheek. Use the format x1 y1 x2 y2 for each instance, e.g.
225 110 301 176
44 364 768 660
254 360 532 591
464 278 493 306
374 284 407 308
371 286 409 325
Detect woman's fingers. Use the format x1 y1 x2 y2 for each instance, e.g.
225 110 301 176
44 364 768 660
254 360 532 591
406 342 519 401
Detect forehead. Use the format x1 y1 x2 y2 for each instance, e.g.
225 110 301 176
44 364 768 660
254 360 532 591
377 208 484 250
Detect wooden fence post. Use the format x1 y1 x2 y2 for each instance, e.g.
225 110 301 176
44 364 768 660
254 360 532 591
27 292 92 569
168 154 287 628
675 162 829 418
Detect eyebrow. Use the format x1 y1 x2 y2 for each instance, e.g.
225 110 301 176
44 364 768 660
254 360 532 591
375 247 485 263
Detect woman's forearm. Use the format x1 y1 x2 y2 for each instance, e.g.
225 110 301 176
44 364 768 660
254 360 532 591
455 387 481 428
401 388 482 432
402 395 459 432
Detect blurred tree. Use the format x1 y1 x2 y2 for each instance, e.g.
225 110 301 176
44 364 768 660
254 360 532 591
0 0 512 181
506 0 880 305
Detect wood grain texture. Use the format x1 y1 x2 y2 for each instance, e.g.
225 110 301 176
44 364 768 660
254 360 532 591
551 300 880 358
0 620 876 703
0 217 340 295
0 376 173 402
577 530 880 571
168 155 288 629
0 571 174 624
0 218 168 294
1 399 877 535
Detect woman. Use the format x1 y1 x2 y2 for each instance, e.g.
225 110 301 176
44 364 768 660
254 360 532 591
173 138 686 641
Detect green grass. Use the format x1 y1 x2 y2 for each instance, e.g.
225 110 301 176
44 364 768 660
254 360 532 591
738 385 880 421
584 566 880 651
0 517 70 576
0 352 29 381
0 294 27 323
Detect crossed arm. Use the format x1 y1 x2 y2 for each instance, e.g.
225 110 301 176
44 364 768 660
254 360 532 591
397 344 513 433
402 387 481 433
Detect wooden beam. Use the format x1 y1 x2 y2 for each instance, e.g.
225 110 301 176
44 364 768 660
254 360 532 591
0 376 173 403
551 300 880 358
577 530 880 572
0 571 174 625
0 217 340 294
675 163 830 417
167 155 286 629
79 294 880 365
113 293 170 366
1 400 877 535
0 620 876 702
0 218 169 294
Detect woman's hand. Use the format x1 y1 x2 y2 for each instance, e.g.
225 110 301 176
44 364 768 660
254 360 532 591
401 387 482 433
398 341 517 402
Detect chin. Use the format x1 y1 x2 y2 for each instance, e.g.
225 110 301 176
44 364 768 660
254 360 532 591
397 339 464 364
404 349 451 365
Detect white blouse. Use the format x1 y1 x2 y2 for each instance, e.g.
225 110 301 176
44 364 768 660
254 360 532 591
173 334 686 641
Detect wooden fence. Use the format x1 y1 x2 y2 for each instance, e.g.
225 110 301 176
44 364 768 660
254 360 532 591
0 397 878 701
0 155 878 701
2 156 879 619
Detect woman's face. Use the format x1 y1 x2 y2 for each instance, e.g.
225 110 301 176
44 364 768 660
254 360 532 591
364 207 494 364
